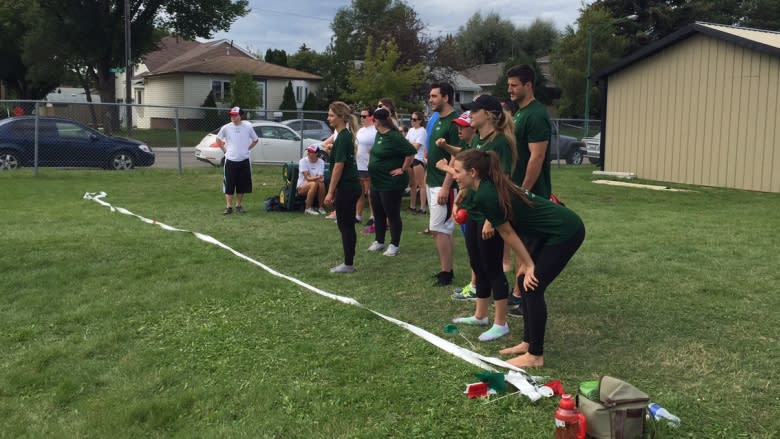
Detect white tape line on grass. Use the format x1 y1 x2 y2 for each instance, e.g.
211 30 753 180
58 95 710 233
83 192 542 396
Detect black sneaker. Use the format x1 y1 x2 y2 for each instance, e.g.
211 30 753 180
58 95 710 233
508 306 524 318
235 206 244 213
433 270 454 286
223 207 233 215
366 217 375 227
508 294 523 306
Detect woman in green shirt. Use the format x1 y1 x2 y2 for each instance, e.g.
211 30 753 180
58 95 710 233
366 108 417 257
451 149 585 368
324 101 362 273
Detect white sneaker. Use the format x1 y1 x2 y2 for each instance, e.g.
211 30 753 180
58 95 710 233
383 244 400 256
318 207 327 214
367 241 385 252
330 263 355 273
305 207 319 215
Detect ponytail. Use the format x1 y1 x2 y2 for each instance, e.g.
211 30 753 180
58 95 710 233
456 149 532 222
485 110 519 175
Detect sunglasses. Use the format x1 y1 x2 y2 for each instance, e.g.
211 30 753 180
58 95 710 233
411 118 420 121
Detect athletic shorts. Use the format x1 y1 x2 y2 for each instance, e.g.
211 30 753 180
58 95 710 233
427 186 455 234
223 159 252 195
411 159 426 168
358 170 370 179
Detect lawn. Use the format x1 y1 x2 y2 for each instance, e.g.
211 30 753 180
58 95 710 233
112 128 208 148
1 166 778 438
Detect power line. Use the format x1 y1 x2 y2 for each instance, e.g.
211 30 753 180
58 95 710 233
253 8 332 22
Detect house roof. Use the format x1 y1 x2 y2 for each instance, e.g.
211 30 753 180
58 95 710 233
460 63 505 87
597 22 780 80
137 38 320 81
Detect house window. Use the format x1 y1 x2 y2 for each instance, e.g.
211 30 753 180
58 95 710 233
211 80 231 102
135 90 143 105
295 86 307 104
455 92 462 103
256 81 266 109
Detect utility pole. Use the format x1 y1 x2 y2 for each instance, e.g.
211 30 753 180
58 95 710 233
124 0 133 136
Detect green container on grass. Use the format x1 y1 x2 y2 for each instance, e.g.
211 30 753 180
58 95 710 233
579 380 600 401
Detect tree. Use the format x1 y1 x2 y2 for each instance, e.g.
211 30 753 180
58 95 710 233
201 91 223 131
302 92 321 113
0 1 63 99
31 0 249 118
280 81 298 120
550 7 628 118
430 34 469 71
329 0 431 98
264 49 288 66
345 38 425 112
492 55 555 106
517 19 560 58
456 12 517 65
230 71 260 116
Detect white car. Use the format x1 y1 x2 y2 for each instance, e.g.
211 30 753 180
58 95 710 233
194 120 320 166
581 132 601 165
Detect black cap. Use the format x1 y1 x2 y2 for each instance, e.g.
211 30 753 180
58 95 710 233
373 107 390 121
461 95 502 116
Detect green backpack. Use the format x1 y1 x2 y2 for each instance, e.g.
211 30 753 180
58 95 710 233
577 376 649 439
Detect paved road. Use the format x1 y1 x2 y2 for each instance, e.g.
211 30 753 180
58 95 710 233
152 147 214 169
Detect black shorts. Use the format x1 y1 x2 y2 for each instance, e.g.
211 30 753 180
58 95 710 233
223 159 252 195
411 159 426 168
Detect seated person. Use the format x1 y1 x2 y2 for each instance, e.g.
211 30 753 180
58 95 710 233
297 145 327 215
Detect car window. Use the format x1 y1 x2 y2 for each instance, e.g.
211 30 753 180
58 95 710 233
254 127 264 137
263 126 297 140
304 121 321 130
55 122 92 139
285 120 302 130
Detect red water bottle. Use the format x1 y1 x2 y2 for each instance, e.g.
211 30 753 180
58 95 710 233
554 394 587 439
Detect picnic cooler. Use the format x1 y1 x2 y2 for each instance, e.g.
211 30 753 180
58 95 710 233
576 376 649 439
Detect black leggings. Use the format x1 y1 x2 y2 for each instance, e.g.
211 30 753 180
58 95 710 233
464 220 508 300
518 225 585 356
335 189 361 265
370 189 403 246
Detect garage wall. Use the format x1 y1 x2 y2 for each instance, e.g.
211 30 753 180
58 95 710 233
605 34 780 192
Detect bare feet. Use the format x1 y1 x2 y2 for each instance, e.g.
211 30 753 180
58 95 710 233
507 353 544 368
499 342 529 356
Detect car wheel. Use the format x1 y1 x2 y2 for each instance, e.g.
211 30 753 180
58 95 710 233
566 148 584 165
588 157 601 166
0 150 21 170
110 151 135 170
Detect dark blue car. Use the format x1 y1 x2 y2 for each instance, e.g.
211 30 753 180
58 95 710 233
0 116 155 170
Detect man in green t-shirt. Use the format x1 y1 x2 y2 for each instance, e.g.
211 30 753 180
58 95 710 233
508 64 551 198
426 82 460 286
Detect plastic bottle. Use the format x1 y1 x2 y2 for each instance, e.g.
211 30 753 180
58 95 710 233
554 394 587 439
648 403 681 427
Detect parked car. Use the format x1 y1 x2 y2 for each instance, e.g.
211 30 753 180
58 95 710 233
0 116 154 170
281 119 332 141
581 132 601 165
549 128 586 165
194 120 321 166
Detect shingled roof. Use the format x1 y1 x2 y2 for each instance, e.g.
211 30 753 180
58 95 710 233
137 37 320 80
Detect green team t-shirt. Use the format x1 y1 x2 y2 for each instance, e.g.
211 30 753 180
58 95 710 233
471 132 514 175
460 133 514 223
473 180 582 246
426 111 460 187
329 129 360 192
368 129 417 191
513 100 552 198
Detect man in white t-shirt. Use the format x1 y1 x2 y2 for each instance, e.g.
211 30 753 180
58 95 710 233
297 144 327 215
216 107 258 214
355 107 376 225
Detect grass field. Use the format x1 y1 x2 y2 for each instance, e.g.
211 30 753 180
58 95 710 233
112 128 208 148
1 166 778 438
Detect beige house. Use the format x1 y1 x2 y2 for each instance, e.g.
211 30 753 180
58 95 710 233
116 37 321 129
596 22 780 193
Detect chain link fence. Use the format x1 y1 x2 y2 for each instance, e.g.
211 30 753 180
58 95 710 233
0 100 600 174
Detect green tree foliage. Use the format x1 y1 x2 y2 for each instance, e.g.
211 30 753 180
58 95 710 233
550 7 628 118
24 0 248 107
302 92 321 113
280 81 298 120
329 0 430 99
0 1 63 98
230 71 260 117
201 91 223 131
345 38 425 112
264 49 288 66
456 12 517 65
517 19 561 58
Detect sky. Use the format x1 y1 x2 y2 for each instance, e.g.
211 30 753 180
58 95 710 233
210 0 586 57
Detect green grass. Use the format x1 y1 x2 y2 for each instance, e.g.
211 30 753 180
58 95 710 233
1 166 779 438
